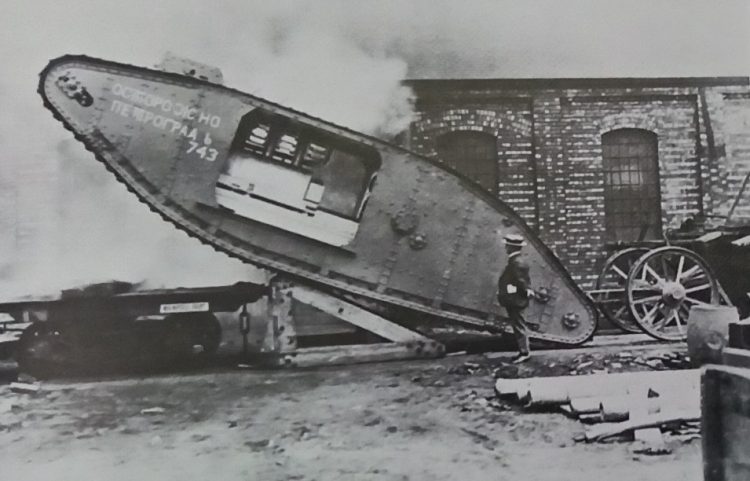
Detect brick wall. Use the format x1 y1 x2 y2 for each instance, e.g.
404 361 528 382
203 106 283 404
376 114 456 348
410 100 537 229
707 90 750 220
405 78 750 290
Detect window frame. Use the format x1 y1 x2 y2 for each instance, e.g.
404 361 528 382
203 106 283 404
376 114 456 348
601 128 663 243
225 109 382 221
435 130 499 195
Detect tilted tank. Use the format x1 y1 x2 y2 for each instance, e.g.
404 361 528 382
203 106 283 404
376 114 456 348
37 54 597 346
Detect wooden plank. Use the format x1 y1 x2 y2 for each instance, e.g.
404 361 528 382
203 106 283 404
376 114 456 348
578 413 605 424
584 408 700 442
600 385 700 422
632 395 671 455
569 396 602 415
270 341 444 368
600 392 660 423
722 347 750 369
582 333 655 347
0 322 32 332
494 378 529 399
523 384 570 406
291 286 430 343
10 382 41 394
558 404 577 419
517 370 699 408
634 427 670 455
0 331 21 345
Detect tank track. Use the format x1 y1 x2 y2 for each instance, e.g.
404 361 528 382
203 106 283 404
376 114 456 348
38 55 598 345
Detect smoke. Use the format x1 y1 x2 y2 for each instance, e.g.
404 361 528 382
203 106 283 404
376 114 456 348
345 0 750 78
0 138 269 298
232 28 414 136
0 0 748 298
0 0 419 298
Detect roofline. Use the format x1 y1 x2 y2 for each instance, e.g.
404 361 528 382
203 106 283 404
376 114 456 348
403 76 750 90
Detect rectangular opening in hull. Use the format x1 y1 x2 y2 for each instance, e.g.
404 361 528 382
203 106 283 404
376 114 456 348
214 109 380 247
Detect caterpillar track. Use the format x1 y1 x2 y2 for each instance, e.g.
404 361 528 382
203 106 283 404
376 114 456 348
38 54 597 345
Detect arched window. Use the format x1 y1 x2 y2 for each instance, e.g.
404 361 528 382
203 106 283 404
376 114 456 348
436 131 498 194
601 129 662 243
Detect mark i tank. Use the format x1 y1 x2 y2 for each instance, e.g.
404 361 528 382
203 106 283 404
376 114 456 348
37 54 597 345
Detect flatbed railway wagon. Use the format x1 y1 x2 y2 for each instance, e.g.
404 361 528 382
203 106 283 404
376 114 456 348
0 282 266 375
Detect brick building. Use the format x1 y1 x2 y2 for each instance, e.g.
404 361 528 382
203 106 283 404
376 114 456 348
402 77 750 289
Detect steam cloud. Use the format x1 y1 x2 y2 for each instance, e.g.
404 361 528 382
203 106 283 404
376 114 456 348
0 0 418 298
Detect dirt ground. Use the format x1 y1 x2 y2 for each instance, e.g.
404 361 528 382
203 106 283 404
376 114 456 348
0 343 701 481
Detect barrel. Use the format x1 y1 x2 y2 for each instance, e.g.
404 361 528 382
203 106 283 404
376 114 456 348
687 305 739 366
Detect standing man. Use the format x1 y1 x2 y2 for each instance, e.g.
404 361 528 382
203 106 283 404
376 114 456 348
497 233 534 363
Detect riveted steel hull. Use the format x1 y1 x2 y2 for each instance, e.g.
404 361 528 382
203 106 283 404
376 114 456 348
38 55 597 344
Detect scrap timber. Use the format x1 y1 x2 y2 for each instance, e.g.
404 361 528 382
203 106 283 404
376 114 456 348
495 368 701 448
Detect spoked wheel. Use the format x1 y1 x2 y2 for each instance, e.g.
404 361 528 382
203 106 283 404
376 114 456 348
626 247 721 341
595 248 650 333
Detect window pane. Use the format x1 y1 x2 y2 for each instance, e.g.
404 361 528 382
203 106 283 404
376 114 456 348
243 123 271 155
436 131 498 194
318 150 369 218
270 133 299 165
602 129 661 242
300 142 330 172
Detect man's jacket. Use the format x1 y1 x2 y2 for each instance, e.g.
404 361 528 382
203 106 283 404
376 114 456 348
497 253 531 309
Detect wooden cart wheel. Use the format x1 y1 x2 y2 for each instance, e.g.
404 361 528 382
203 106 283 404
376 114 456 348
626 246 721 341
595 248 649 333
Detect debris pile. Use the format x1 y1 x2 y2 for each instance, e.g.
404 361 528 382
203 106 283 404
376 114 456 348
0 378 42 433
456 388 508 414
495 369 701 455
556 350 692 376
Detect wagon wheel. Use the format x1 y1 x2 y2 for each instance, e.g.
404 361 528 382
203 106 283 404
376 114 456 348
595 248 649 333
16 323 76 377
626 246 721 341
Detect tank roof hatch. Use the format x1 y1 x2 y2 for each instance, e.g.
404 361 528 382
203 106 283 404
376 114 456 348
156 52 223 84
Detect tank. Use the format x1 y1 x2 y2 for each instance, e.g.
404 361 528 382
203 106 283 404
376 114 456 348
37 54 597 345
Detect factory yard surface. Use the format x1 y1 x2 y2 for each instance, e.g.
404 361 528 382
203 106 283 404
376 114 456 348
0 339 701 481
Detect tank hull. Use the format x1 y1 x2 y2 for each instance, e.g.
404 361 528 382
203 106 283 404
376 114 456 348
38 55 596 344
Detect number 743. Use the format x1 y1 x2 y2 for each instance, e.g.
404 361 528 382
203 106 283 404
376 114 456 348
187 141 218 162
